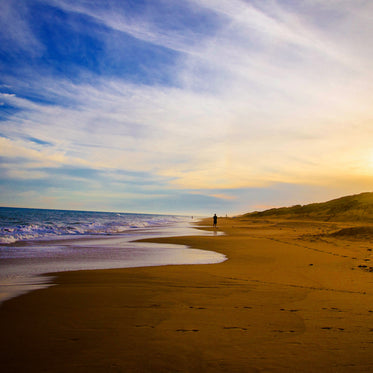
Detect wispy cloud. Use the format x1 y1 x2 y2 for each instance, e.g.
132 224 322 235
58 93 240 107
0 0 44 56
1 0 373 213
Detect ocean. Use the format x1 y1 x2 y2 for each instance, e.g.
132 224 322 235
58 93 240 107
0 207 226 303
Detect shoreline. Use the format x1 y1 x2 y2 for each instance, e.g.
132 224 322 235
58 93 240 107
0 221 225 304
2 217 373 371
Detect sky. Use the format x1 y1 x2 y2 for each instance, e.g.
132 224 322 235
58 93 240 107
1 0 373 215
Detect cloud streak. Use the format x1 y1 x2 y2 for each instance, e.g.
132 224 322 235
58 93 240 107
1 0 373 213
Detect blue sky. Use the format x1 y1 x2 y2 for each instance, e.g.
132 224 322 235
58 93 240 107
1 0 373 215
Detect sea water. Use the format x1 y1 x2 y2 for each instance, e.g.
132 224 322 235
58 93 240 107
0 207 190 243
0 207 226 303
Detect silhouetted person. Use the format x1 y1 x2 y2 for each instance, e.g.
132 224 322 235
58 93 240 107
213 213 217 228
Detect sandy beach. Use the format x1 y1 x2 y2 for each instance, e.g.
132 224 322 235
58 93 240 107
1 217 373 372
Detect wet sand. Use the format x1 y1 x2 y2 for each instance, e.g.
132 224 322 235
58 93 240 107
0 224 225 304
1 217 373 372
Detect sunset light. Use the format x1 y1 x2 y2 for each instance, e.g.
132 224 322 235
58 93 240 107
1 0 372 214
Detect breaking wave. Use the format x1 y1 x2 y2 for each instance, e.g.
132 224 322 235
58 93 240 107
0 207 186 244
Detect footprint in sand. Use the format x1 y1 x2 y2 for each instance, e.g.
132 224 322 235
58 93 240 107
223 326 248 331
321 307 342 312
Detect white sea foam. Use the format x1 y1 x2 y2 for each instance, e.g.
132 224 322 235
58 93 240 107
0 207 185 243
0 208 226 304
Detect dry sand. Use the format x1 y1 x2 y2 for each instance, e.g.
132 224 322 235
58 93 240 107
1 217 373 372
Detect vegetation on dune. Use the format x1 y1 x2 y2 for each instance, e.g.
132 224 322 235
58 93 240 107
329 226 373 238
244 192 373 222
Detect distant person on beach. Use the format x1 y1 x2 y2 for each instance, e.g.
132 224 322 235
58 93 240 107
213 214 217 228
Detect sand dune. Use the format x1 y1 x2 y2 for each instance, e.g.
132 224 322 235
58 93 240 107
245 192 373 222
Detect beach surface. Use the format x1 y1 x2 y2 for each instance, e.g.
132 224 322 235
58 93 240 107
1 217 373 372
